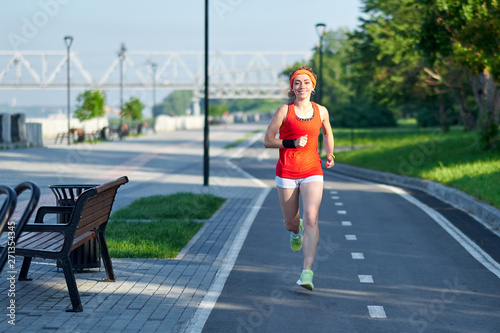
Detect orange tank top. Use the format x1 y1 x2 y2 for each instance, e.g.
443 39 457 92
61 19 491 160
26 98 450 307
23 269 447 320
276 102 323 178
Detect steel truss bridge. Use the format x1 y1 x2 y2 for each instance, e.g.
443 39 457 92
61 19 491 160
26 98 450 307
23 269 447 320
0 50 312 100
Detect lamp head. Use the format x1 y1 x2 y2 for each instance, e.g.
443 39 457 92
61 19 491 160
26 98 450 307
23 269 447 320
119 43 127 57
64 36 73 48
315 23 326 37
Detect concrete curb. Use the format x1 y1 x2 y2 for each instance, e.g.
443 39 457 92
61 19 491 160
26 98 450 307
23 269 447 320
332 163 500 230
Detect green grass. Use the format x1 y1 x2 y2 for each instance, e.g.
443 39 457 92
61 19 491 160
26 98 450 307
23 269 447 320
107 193 226 258
333 127 500 209
106 220 204 258
223 129 265 149
223 138 246 150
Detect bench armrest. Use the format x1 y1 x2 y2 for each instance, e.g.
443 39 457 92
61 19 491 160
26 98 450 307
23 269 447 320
34 206 74 224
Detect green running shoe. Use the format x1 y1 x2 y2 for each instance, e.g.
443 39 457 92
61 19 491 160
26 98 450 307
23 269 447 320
290 218 303 252
297 269 314 291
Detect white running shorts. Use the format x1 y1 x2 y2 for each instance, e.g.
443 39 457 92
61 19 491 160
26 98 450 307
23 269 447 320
275 175 324 189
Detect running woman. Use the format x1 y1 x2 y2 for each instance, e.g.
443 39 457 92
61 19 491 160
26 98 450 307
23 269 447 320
264 66 335 290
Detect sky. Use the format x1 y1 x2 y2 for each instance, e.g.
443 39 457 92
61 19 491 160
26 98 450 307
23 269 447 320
0 0 364 112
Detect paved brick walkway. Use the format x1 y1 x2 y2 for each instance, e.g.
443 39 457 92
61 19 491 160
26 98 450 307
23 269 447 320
0 123 269 332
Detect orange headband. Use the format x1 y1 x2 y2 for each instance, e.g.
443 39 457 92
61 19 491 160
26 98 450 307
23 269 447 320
290 69 316 90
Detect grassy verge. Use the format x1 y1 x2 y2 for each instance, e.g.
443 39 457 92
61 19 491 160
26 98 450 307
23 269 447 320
107 193 226 258
332 125 500 209
222 129 264 149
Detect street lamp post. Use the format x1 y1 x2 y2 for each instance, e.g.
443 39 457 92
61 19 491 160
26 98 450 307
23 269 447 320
203 0 209 186
347 65 354 150
64 36 73 146
151 62 157 132
118 43 127 129
315 23 326 155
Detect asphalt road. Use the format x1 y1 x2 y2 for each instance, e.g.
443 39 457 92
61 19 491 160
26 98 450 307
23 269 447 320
202 138 500 333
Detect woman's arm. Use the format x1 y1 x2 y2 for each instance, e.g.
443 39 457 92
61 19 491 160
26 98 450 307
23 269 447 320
320 105 335 168
264 105 307 149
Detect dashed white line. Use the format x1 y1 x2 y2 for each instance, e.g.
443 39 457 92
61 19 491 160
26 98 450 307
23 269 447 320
337 210 347 214
341 221 352 226
358 275 374 283
331 196 339 199
334 202 344 206
345 235 357 241
351 252 364 259
330 191 338 194
367 306 387 319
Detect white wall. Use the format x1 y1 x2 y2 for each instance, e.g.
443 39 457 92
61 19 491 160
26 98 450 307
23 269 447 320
154 115 205 133
27 117 109 139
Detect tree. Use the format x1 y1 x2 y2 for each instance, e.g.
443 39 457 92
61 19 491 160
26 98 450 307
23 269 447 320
318 27 397 127
346 0 480 132
207 98 285 113
154 90 193 116
418 0 500 148
74 90 105 122
209 104 229 117
121 97 144 122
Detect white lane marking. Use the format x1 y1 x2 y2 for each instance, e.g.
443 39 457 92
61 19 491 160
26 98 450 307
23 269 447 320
382 184 500 280
358 275 374 283
345 235 357 241
337 210 347 214
335 202 344 206
331 196 339 199
368 306 387 318
330 171 500 281
342 221 352 226
330 191 338 194
185 160 270 333
257 150 270 161
229 132 264 159
351 252 364 259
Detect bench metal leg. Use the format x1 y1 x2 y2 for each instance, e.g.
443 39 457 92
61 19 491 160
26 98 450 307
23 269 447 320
18 257 33 281
97 231 115 282
58 257 83 312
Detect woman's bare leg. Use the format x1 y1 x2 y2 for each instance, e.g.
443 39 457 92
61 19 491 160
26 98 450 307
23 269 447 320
277 186 301 234
299 181 323 270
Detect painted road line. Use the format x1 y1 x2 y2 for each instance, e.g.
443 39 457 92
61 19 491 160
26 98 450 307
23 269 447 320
331 171 500 281
331 196 339 199
358 275 374 283
345 235 357 241
330 191 338 194
335 202 344 206
368 306 387 318
351 252 364 259
383 184 500 280
342 221 352 226
337 210 347 215
185 159 270 333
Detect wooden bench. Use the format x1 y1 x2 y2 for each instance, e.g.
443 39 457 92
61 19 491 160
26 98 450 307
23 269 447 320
0 185 17 272
8 176 128 312
0 181 40 273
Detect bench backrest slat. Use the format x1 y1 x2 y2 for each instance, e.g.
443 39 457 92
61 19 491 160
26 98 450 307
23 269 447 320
75 189 117 237
65 176 128 248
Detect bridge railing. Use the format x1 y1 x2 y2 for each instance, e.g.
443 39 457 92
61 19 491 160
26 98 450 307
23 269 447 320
0 50 312 97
